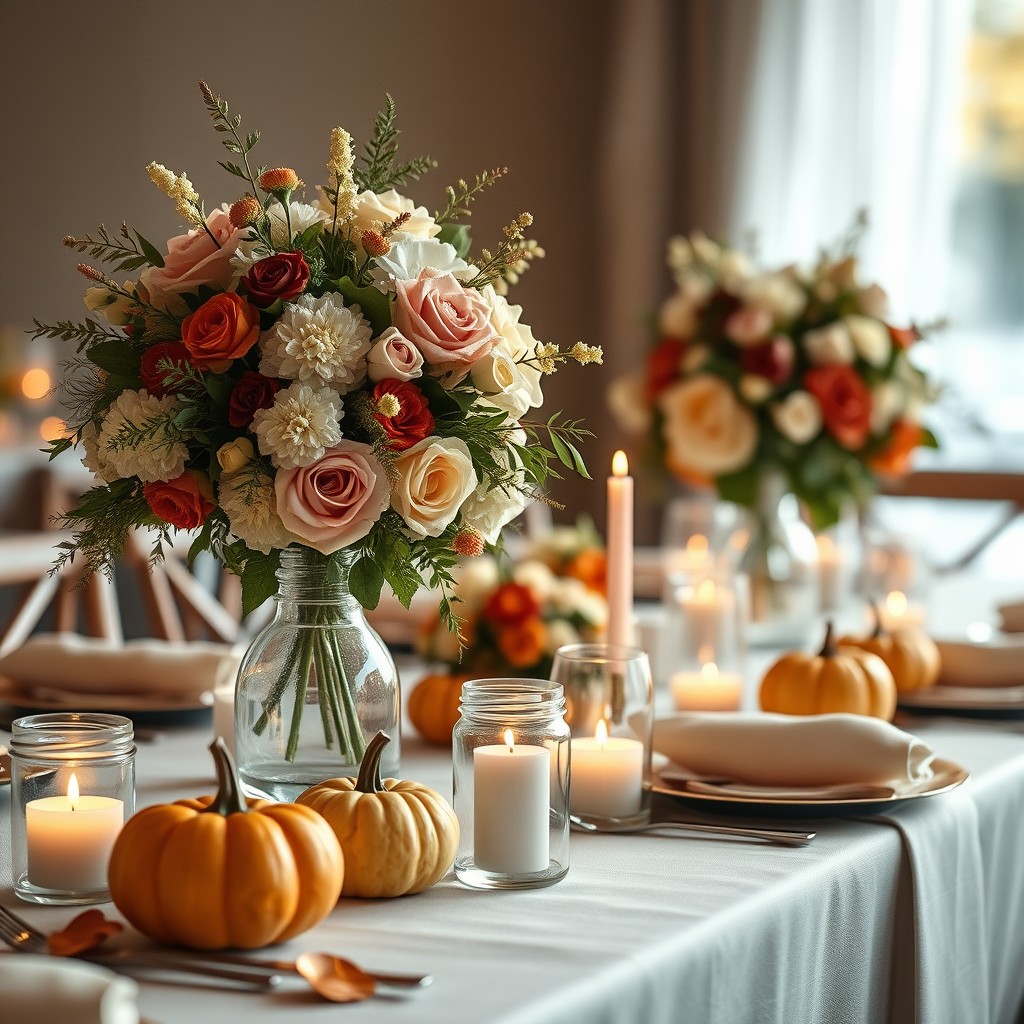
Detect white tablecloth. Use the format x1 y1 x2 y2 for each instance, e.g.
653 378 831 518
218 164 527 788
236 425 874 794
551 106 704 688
2 711 1024 1024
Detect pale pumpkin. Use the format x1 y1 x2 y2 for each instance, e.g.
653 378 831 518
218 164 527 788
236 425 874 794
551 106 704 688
408 673 470 746
108 739 344 950
840 606 941 692
759 621 897 720
298 731 459 898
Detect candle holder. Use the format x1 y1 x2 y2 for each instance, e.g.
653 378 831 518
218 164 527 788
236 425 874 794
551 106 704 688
549 643 654 825
10 713 135 905
662 571 748 712
452 679 570 891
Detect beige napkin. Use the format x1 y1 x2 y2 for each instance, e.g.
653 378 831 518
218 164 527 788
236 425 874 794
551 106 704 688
0 633 243 700
652 712 935 792
935 637 1024 688
0 955 139 1024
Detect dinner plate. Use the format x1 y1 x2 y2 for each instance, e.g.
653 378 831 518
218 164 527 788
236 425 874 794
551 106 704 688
0 677 212 725
897 684 1024 718
649 757 969 818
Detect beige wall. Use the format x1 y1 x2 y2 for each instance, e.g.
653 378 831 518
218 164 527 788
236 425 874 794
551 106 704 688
0 0 619 528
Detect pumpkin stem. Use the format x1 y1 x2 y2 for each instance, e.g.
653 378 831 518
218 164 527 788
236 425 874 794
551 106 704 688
818 619 838 658
202 737 248 816
354 731 390 794
869 601 885 639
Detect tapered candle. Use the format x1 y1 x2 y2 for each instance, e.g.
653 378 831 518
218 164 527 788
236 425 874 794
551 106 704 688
607 450 634 648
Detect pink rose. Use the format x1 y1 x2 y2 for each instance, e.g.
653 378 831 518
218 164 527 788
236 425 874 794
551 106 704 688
724 305 773 347
275 441 390 554
367 326 425 381
141 208 245 297
392 270 499 367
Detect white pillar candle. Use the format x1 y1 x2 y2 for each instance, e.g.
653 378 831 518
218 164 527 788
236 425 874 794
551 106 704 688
681 577 733 652
569 720 643 818
816 535 844 612
879 590 925 630
474 730 550 874
670 662 743 712
26 773 123 891
606 450 634 648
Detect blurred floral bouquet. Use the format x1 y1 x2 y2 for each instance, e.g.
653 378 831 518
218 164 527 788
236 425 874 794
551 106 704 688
39 83 603 630
522 516 606 595
609 220 937 528
417 555 607 678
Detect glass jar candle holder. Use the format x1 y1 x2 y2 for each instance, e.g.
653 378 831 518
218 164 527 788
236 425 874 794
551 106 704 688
453 679 570 891
10 713 135 905
550 644 654 825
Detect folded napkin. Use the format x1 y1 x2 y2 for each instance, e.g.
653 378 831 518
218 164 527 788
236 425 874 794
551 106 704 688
652 712 935 790
0 954 139 1024
935 636 1024 687
997 599 1024 633
0 633 243 700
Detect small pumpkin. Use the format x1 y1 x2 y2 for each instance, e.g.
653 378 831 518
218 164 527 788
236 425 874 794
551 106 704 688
108 739 344 950
840 605 941 692
298 731 459 898
408 672 471 745
759 620 897 720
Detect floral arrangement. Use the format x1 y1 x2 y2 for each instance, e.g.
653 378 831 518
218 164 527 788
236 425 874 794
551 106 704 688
417 555 607 678
522 516 606 595
38 82 603 636
609 220 937 527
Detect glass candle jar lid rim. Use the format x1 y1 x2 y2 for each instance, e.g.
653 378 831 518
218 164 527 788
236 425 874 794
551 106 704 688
10 712 135 758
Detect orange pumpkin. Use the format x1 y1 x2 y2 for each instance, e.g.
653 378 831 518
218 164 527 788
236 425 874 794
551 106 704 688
408 672 471 745
108 739 343 950
840 607 941 692
760 621 897 720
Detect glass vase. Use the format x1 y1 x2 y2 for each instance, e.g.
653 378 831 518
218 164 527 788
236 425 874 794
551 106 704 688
740 473 819 647
234 547 400 801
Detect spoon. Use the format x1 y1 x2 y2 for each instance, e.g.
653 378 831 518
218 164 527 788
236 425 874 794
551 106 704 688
569 814 815 846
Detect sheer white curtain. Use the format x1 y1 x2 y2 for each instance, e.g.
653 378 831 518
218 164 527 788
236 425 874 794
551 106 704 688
730 0 972 322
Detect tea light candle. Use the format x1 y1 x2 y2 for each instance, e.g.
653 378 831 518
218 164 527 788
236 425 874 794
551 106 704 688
569 719 643 818
670 662 743 712
26 773 124 891
816 535 844 612
879 590 925 630
681 577 733 651
606 450 634 648
474 729 550 874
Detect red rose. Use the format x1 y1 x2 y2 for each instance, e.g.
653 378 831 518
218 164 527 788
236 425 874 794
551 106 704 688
646 337 686 399
483 582 541 626
803 364 872 449
371 380 435 451
139 342 194 396
180 292 260 369
228 371 282 428
740 336 794 385
242 251 310 308
143 471 215 529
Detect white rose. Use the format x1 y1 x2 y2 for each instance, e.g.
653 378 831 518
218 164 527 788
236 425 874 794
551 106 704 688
544 619 581 655
607 374 652 435
392 436 478 538
717 248 751 285
803 322 854 365
84 285 137 326
452 555 501 609
858 283 889 319
870 380 904 435
480 287 543 415
575 590 608 629
739 374 773 404
366 326 424 382
690 231 721 264
460 478 529 545
659 375 758 477
511 560 557 602
349 188 441 243
770 390 823 444
550 577 590 615
370 238 473 290
844 314 891 368
471 348 520 398
741 273 806 321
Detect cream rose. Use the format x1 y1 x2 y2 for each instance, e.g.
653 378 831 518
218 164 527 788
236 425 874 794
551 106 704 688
803 322 854 365
366 327 425 382
480 287 543 416
84 284 137 326
349 188 441 242
659 375 758 476
844 314 891 368
393 270 499 367
451 555 501 609
742 273 806 321
392 436 478 538
275 440 390 554
216 437 254 474
140 207 244 297
470 348 520 397
607 374 652 435
659 291 700 338
770 390 823 444
858 283 889 319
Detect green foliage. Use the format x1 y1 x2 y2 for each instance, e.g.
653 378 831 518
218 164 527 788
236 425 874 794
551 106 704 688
349 555 385 610
434 168 507 225
331 276 392 336
436 223 472 259
354 94 437 194
63 223 164 274
200 80 265 194
31 318 124 354
240 548 281 617
86 339 141 378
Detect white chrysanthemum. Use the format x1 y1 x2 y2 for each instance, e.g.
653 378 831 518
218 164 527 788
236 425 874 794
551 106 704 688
97 389 188 483
260 293 372 390
218 468 294 555
80 420 119 483
371 238 475 290
267 201 330 247
251 381 345 469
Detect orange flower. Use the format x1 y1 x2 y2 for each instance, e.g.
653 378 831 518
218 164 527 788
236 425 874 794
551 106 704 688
888 325 919 349
497 617 546 668
869 419 924 476
258 167 302 193
180 292 260 369
483 582 540 626
566 548 607 595
229 195 262 228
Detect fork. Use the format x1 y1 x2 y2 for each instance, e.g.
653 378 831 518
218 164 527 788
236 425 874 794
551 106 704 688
0 904 280 989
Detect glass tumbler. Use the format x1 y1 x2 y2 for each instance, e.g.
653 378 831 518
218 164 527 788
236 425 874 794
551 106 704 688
453 679 570 891
10 713 135 905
